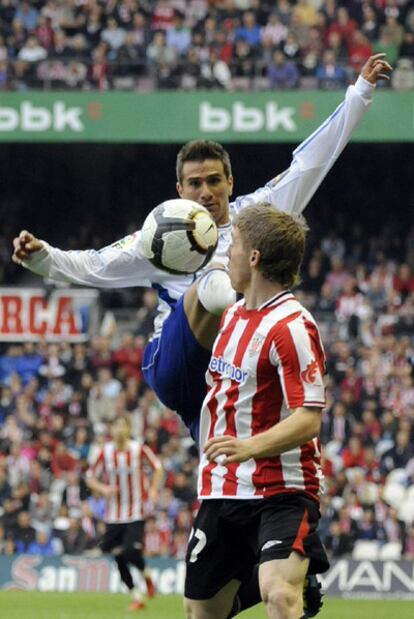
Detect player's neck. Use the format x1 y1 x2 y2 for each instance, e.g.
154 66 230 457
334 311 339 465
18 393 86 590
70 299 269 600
115 438 129 451
244 276 284 310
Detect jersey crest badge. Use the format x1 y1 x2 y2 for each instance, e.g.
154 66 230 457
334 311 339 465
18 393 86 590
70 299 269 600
248 333 266 356
301 359 319 384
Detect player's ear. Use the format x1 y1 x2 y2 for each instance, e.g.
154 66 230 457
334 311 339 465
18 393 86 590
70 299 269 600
227 175 234 197
250 249 260 267
176 181 183 197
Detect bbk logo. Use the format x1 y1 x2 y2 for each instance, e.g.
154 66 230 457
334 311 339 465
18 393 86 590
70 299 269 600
0 101 84 132
200 101 297 133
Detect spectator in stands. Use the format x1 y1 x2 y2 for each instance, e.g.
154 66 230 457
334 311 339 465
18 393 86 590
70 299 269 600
26 530 56 556
316 49 347 89
381 430 414 474
166 11 191 57
261 12 287 47
51 443 78 479
17 35 47 62
14 1 39 32
101 17 126 55
324 520 354 557
146 30 176 72
13 510 36 553
391 57 414 90
267 49 299 88
62 517 88 554
348 30 374 75
327 7 358 47
393 263 414 303
235 10 262 50
374 30 400 67
361 5 380 43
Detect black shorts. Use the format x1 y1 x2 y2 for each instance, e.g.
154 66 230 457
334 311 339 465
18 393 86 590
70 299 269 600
185 494 329 600
100 520 144 555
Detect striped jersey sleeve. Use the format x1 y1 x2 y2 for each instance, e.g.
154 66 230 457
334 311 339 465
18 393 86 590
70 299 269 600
270 312 326 409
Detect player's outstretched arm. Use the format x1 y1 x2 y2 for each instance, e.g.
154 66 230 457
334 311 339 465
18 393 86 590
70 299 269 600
12 229 161 288
232 54 392 217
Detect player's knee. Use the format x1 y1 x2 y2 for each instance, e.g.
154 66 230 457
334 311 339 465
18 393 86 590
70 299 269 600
183 598 194 619
261 579 301 619
197 268 236 316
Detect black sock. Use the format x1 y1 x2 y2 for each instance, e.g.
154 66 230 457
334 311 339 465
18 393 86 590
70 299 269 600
115 555 134 590
122 547 146 572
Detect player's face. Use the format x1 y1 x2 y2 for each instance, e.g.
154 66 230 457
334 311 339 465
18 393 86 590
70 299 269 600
228 227 252 293
111 418 130 442
177 159 233 226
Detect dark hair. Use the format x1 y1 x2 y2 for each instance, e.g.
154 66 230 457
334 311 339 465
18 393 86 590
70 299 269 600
233 204 308 288
176 140 232 182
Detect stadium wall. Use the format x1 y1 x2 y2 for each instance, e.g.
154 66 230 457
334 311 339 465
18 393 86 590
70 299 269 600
0 92 412 143
1 556 414 599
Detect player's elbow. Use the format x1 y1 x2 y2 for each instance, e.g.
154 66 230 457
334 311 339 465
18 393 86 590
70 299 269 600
300 408 322 442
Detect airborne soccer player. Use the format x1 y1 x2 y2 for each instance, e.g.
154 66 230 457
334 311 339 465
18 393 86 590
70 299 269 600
185 204 329 619
13 55 391 618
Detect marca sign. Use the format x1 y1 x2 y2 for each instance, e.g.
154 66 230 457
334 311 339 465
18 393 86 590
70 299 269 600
200 101 297 133
0 288 98 341
0 101 84 132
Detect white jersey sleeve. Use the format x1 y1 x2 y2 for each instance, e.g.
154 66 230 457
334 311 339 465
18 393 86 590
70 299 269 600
22 231 163 288
231 76 375 216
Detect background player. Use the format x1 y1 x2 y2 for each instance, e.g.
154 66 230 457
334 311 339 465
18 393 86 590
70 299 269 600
185 204 328 619
86 415 162 611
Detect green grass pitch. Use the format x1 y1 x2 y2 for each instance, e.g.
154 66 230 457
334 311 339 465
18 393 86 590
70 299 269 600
0 592 413 619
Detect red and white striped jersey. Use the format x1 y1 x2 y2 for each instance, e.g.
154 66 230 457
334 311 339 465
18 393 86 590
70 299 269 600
198 290 326 502
87 440 161 523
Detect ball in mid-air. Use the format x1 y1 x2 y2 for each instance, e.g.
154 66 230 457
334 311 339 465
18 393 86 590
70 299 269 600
140 199 219 275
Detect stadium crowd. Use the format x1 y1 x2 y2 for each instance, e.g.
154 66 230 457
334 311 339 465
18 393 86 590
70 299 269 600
0 210 414 562
0 0 413 91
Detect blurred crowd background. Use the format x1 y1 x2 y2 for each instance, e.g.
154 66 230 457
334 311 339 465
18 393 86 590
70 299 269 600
0 0 413 91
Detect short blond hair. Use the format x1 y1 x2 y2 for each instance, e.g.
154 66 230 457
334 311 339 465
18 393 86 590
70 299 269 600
233 204 307 288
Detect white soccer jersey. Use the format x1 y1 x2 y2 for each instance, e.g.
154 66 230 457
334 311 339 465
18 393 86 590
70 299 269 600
198 291 326 502
87 440 161 523
24 77 374 337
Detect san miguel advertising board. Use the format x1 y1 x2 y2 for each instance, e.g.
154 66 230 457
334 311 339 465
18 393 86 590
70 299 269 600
0 557 413 599
0 288 99 342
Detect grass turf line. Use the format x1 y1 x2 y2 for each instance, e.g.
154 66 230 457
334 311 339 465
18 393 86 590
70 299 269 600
0 592 413 619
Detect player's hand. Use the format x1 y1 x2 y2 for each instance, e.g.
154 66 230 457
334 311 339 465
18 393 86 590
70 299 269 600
101 485 118 499
12 230 44 264
360 53 392 84
148 487 159 504
204 435 254 464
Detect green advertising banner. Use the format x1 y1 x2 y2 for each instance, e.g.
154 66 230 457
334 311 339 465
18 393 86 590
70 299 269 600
0 90 412 143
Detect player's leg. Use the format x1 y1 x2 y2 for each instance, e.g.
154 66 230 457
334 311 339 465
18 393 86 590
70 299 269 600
259 552 309 619
121 521 156 598
183 266 236 350
100 524 145 609
142 296 214 441
256 495 329 619
227 565 323 618
184 501 251 619
184 580 240 619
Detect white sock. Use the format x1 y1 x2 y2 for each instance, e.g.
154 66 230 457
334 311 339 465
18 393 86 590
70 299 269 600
197 268 237 316
131 587 143 602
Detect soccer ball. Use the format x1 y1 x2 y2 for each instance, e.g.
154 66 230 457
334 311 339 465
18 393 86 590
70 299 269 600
140 199 219 275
